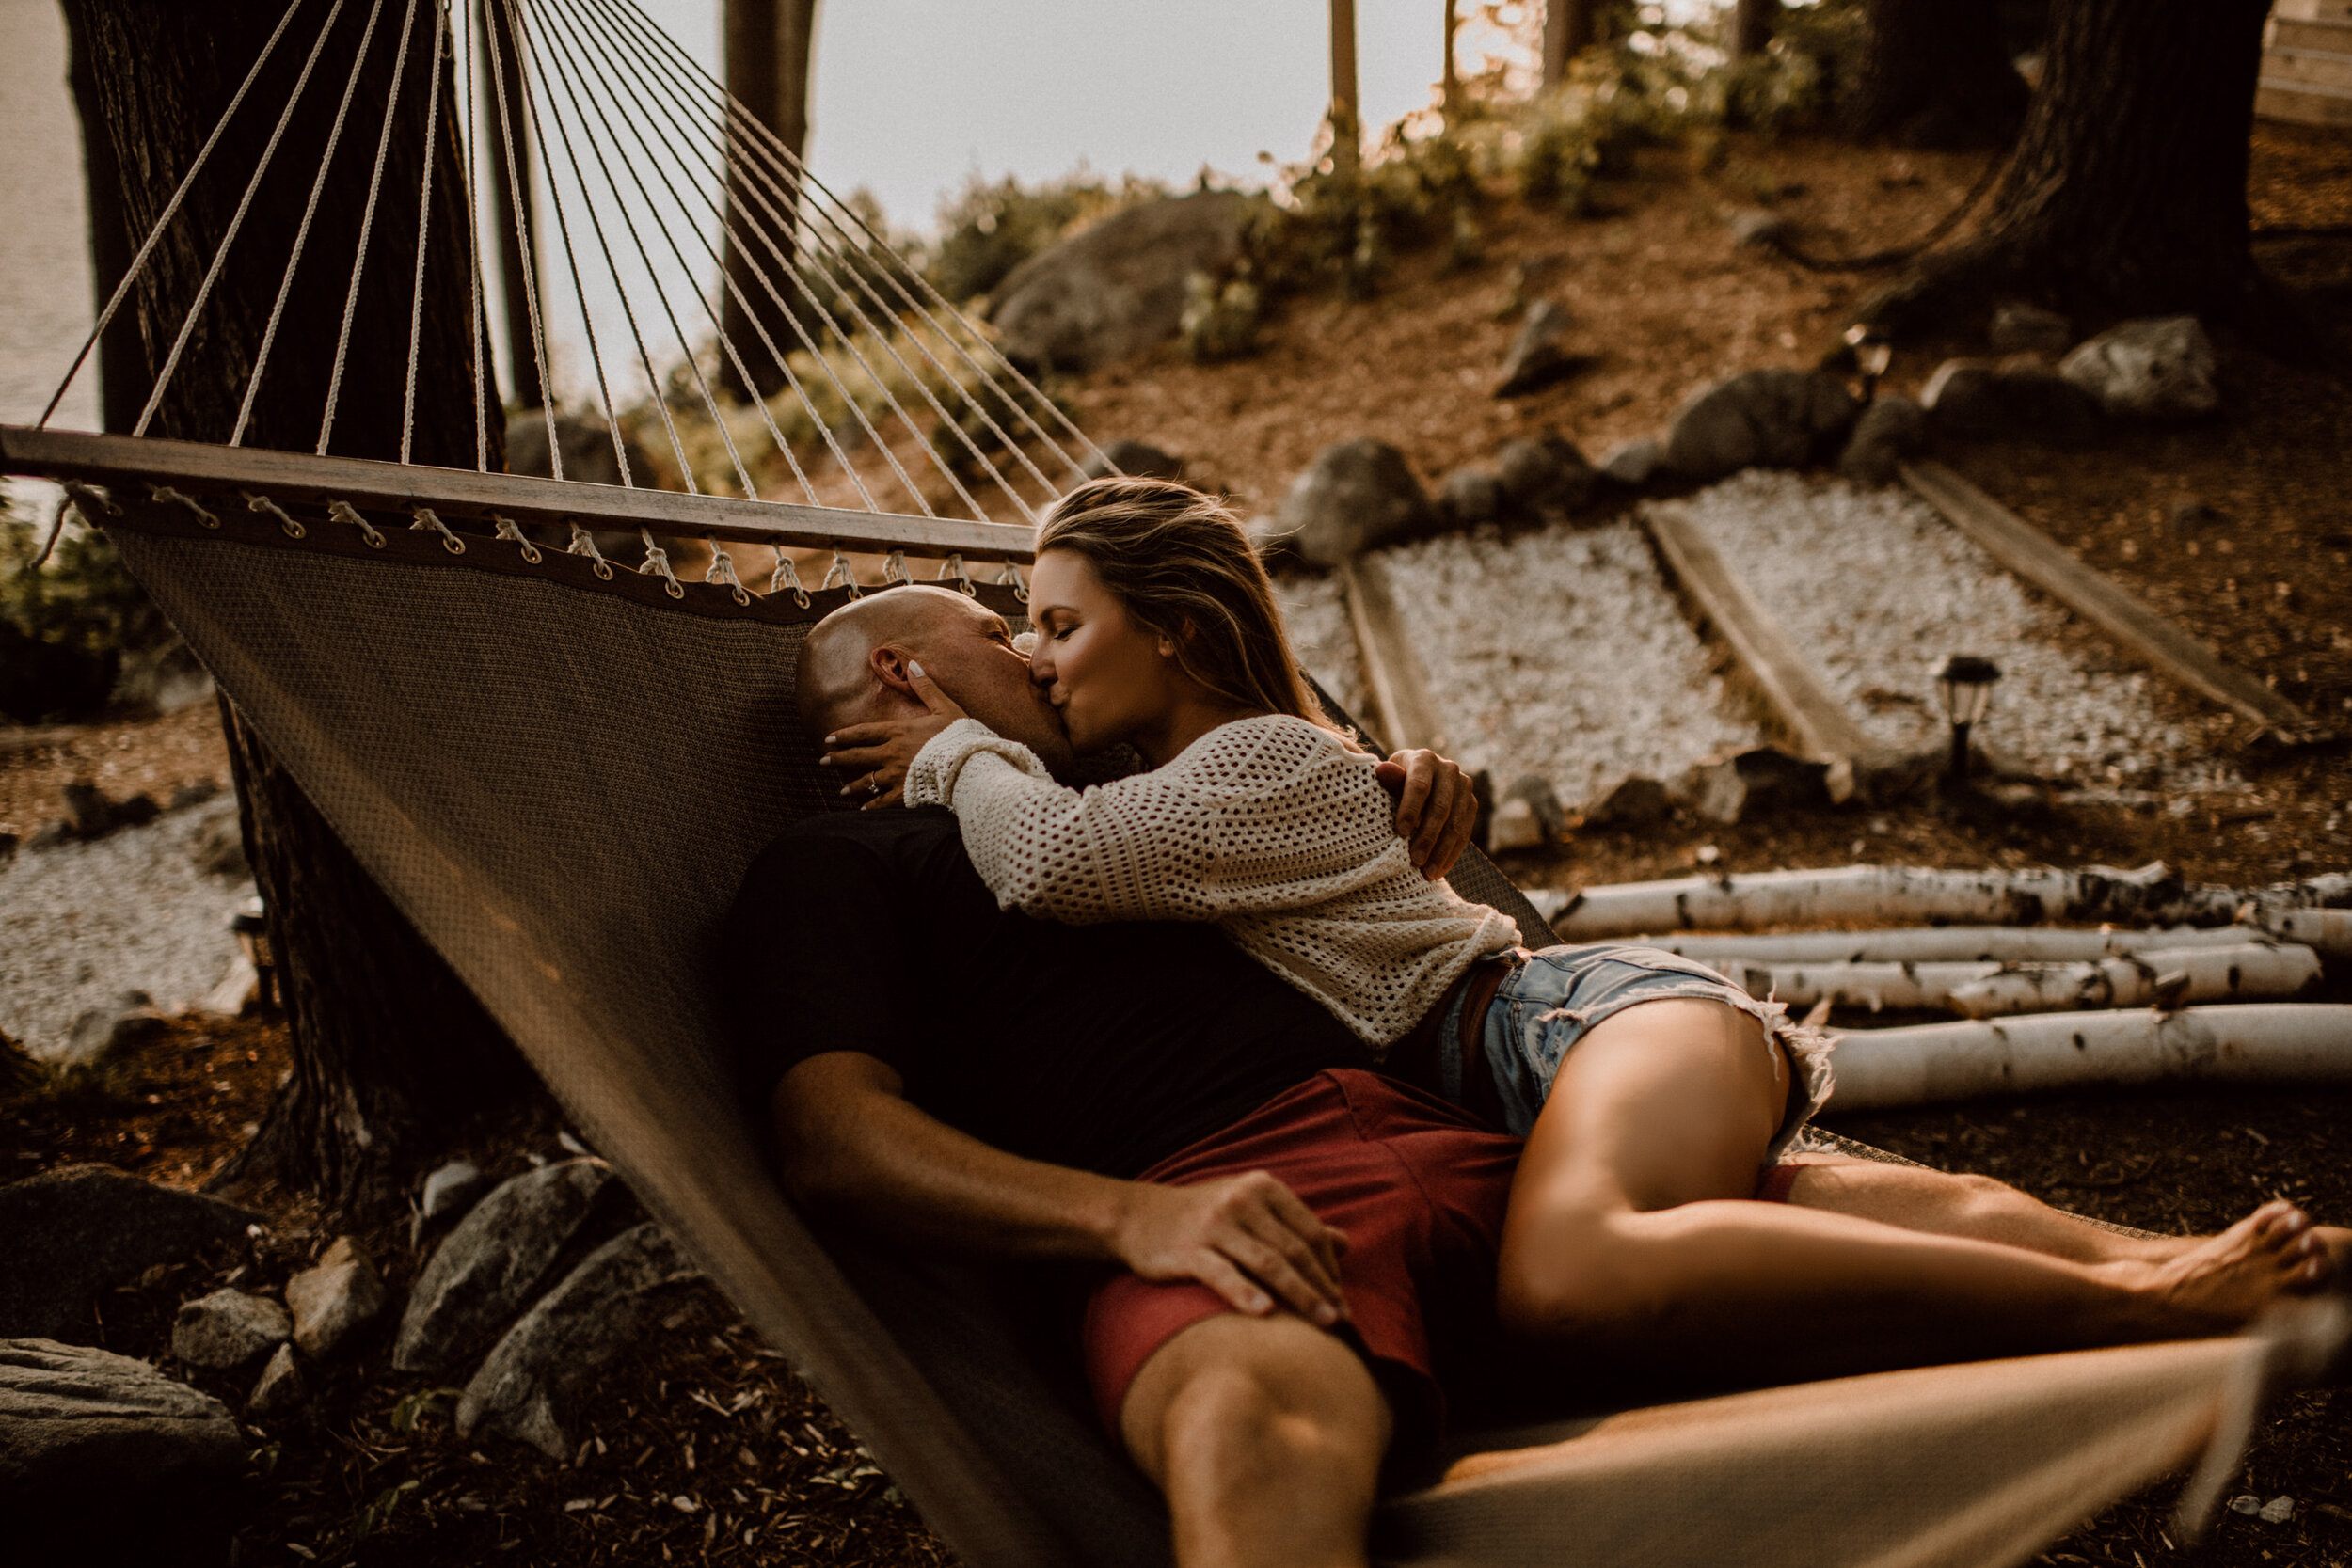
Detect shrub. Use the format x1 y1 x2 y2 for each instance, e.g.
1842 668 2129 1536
923 169 1168 305
0 499 169 725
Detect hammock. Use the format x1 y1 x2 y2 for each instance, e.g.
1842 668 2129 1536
8 3 2326 1563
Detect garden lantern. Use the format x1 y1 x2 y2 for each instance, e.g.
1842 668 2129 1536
1936 655 2000 786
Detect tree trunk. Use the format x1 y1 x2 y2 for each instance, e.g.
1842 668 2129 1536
1731 0 1778 61
63 19 139 434
1846 0 2027 147
1860 0 2312 358
720 0 818 400
475 0 544 411
63 0 534 1213
1327 0 1360 171
1441 0 1460 113
1541 0 1594 87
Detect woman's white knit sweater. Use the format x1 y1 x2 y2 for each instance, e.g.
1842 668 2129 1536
905 713 1520 1051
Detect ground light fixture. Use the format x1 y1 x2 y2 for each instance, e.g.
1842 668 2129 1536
1936 655 2001 787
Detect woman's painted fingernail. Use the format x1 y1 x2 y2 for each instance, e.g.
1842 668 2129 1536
909 660 925 678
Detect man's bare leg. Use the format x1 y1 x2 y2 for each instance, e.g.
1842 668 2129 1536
1495 1000 2332 1388
1120 1312 1391 1568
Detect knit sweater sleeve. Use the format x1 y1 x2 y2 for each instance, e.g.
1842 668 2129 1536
903 715 1414 925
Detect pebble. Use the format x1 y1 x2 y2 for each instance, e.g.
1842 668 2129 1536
1675 471 2237 792
171 1288 291 1369
0 793 254 1059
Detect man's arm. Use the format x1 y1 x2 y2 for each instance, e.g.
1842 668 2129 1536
773 1051 1351 1326
1376 748 1480 881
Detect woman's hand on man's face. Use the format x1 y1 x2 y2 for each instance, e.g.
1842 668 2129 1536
820 660 970 810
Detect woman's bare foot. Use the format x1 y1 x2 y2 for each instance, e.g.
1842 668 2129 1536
2115 1200 2333 1335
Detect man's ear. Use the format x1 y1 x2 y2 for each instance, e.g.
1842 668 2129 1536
869 643 917 694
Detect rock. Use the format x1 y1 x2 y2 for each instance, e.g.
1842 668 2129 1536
1921 358 2101 444
0 830 17 862
1436 467 1503 530
59 990 158 1068
414 1158 492 1242
1836 394 1926 486
1274 439 1436 568
987 191 1248 372
2258 1497 2295 1524
191 812 249 879
167 779 222 812
2230 1495 2263 1516
1486 797 1544 852
57 780 156 840
1504 775 1567 841
246 1342 306 1418
171 1289 290 1369
1597 437 1663 488
393 1158 614 1374
456 1223 699 1459
1689 748 1834 825
1493 433 1596 520
2167 499 2226 538
2059 316 2219 420
1179 270 1262 362
504 410 653 489
1584 775 1674 830
1664 369 1858 482
1988 302 2071 356
1077 438 1184 483
0 1338 243 1536
285 1237 386 1361
0 1166 258 1343
1494 300 1588 398
25 821 71 852
1727 208 1788 249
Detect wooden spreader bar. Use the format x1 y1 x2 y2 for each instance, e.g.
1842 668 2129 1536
0 425 1038 563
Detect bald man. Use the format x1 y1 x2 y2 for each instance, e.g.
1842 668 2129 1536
729 584 1499 1568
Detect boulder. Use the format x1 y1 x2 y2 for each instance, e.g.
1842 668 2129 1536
1486 798 1545 852
1436 467 1503 530
393 1158 614 1374
1494 300 1588 398
58 991 159 1069
167 779 222 812
411 1158 492 1248
456 1223 699 1459
0 1166 258 1343
190 810 249 879
1988 302 2072 356
503 410 653 489
1494 433 1596 520
1689 749 1834 825
1077 438 1185 483
1597 437 1664 488
1664 369 1858 482
246 1342 306 1418
2059 316 2219 420
0 1338 243 1542
1584 775 1674 830
1726 208 1788 249
1921 358 2101 444
1504 775 1568 841
1836 394 1926 486
58 781 158 841
986 191 1249 372
1274 439 1436 568
285 1237 386 1362
171 1289 291 1369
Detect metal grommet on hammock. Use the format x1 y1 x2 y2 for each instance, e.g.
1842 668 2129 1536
822 546 864 600
566 520 614 580
409 506 467 555
637 527 685 599
768 551 812 610
882 548 914 587
936 552 977 596
490 514 543 564
997 561 1029 603
327 500 387 548
243 491 305 539
703 534 752 607
151 484 220 530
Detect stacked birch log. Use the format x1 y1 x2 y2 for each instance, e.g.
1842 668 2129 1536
1524 862 2352 1114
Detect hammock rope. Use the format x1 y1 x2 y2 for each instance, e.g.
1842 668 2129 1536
401 0 449 465
317 0 414 455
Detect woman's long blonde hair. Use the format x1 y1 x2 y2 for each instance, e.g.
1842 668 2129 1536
1034 478 1342 735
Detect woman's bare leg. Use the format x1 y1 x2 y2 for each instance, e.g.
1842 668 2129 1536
1494 999 2331 1387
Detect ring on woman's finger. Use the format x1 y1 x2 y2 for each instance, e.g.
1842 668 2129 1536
866 773 882 798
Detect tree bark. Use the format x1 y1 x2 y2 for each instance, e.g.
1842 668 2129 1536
1731 0 1778 61
1861 0 2314 358
720 0 818 400
1442 0 1460 113
1846 0 2027 147
63 19 138 433
475 0 544 411
1541 0 1594 87
63 0 533 1213
1328 0 1360 171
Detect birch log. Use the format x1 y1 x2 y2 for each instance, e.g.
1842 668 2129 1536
1549 864 2352 955
1720 944 2319 1018
1652 925 2273 967
1824 1005 2352 1112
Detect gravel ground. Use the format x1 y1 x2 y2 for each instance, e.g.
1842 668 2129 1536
0 794 253 1059
1371 517 1759 804
1272 573 1371 722
1677 470 2242 792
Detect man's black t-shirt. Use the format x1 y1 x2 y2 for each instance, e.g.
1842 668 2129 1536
725 808 1367 1179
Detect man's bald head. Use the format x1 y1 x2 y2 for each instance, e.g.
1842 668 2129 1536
797 585 973 740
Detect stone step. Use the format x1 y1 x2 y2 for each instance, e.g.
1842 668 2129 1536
2263 43 2352 89
2272 15 2352 51
2274 0 2352 24
2258 76 2352 126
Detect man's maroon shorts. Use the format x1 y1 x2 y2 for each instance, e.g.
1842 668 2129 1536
1081 1069 1522 1452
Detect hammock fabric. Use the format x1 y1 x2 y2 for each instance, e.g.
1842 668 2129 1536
84 484 2306 1568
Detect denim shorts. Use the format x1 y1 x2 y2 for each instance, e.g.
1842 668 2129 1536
1439 944 1836 1159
